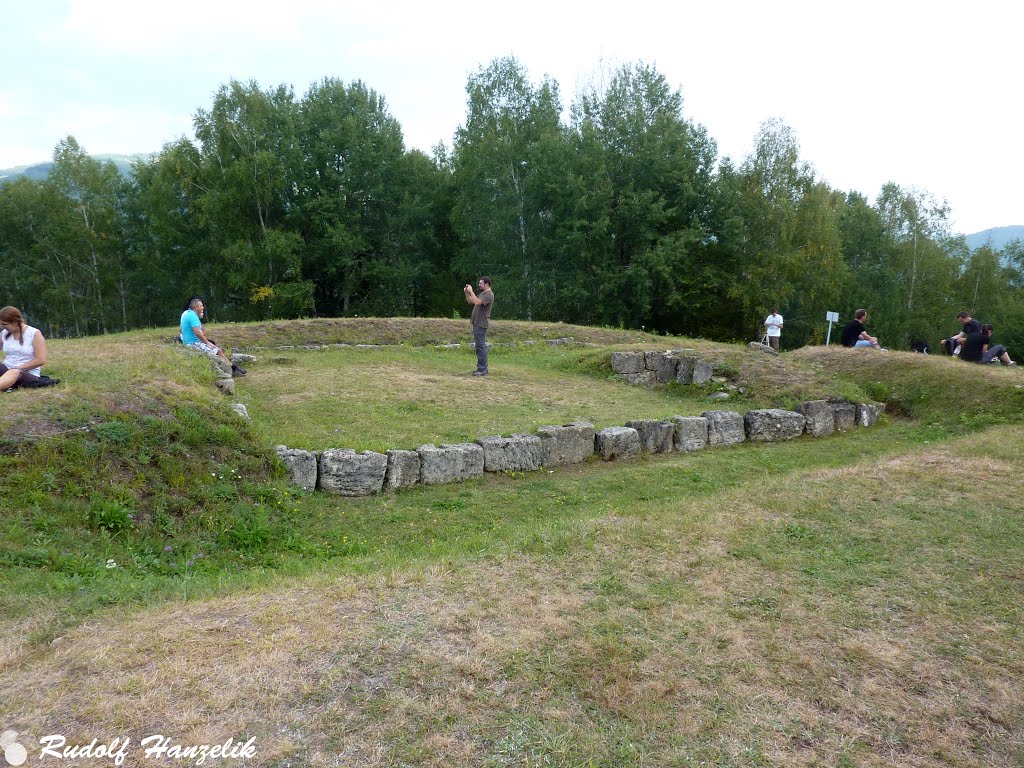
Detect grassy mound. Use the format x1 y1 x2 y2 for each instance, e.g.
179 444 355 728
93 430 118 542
3 319 1021 647
790 346 1024 428
210 316 670 349
3 319 1023 765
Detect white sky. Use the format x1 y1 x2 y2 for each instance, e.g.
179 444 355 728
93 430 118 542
1 0 1020 233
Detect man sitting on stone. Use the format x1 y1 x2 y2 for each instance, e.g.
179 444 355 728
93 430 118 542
180 297 245 377
958 323 1016 366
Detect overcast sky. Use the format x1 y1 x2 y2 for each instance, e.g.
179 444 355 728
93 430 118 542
1 0 1020 234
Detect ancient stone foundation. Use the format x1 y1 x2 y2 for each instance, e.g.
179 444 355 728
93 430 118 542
274 400 884 497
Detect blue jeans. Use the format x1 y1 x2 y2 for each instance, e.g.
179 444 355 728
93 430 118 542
854 339 874 348
982 345 1006 364
473 326 488 372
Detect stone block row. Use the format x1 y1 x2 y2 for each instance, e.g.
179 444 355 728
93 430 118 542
610 350 714 386
274 399 883 496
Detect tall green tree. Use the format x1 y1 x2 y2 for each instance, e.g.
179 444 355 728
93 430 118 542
875 183 961 346
451 57 567 320
726 121 848 344
193 80 312 319
570 62 718 333
295 78 433 316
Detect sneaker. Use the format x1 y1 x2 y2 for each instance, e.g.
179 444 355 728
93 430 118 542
232 365 247 377
472 370 487 376
1008 361 1018 367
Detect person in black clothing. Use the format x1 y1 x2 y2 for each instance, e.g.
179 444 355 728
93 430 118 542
941 311 981 355
959 324 1016 366
840 309 882 349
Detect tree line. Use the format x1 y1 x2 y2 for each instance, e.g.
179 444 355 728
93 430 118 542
1 57 1022 352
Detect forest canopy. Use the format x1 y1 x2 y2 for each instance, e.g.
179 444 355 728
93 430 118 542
2 57 1022 352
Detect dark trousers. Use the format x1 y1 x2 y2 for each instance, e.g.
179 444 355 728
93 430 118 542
0 363 42 388
473 326 488 372
767 336 780 351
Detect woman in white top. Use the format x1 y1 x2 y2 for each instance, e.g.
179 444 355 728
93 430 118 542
0 306 48 391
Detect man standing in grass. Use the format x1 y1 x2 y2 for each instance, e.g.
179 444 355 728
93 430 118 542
464 277 494 376
763 307 783 351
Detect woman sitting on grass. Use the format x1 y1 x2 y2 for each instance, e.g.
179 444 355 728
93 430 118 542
0 306 49 392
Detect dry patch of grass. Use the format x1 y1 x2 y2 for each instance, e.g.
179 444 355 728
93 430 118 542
2 427 1022 766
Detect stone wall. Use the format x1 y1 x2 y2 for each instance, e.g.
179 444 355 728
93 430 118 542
274 400 884 496
610 349 714 386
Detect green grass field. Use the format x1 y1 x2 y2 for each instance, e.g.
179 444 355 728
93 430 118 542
1 319 1022 767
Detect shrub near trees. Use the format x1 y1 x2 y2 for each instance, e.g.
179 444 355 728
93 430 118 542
1 56 1022 351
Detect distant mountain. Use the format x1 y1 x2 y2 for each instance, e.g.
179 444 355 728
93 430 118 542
0 153 154 184
965 225 1024 252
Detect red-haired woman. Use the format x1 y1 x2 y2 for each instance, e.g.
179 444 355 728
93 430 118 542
0 306 48 392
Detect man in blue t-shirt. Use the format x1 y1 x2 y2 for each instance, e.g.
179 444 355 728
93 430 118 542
180 297 245 376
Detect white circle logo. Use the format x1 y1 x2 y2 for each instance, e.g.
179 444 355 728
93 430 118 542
0 731 26 767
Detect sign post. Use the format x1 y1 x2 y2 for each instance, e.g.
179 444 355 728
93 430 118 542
825 311 839 346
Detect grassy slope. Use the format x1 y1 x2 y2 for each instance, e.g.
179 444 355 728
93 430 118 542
1 320 1023 766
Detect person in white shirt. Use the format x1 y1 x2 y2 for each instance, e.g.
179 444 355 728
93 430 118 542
0 306 48 391
764 308 783 351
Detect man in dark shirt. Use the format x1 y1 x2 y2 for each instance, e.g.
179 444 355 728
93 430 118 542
941 311 981 355
959 324 1015 365
840 309 882 349
464 276 494 376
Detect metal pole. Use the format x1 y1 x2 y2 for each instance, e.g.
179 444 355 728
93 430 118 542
826 320 833 346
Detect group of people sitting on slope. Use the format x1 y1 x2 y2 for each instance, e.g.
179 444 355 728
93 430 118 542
0 297 245 395
940 311 1016 366
838 307 1015 366
4 296 1017 397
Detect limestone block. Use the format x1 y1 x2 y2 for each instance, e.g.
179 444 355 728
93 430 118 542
231 403 250 421
644 351 679 383
213 378 235 396
676 356 714 385
795 400 835 436
691 359 714 384
385 449 421 490
624 419 675 453
831 402 857 432
318 449 387 496
672 416 709 452
417 443 484 485
274 445 319 491
618 371 657 386
594 426 641 461
477 434 546 472
744 409 806 442
536 422 595 466
748 341 778 354
610 351 645 374
231 353 258 364
702 410 746 446
857 403 882 427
